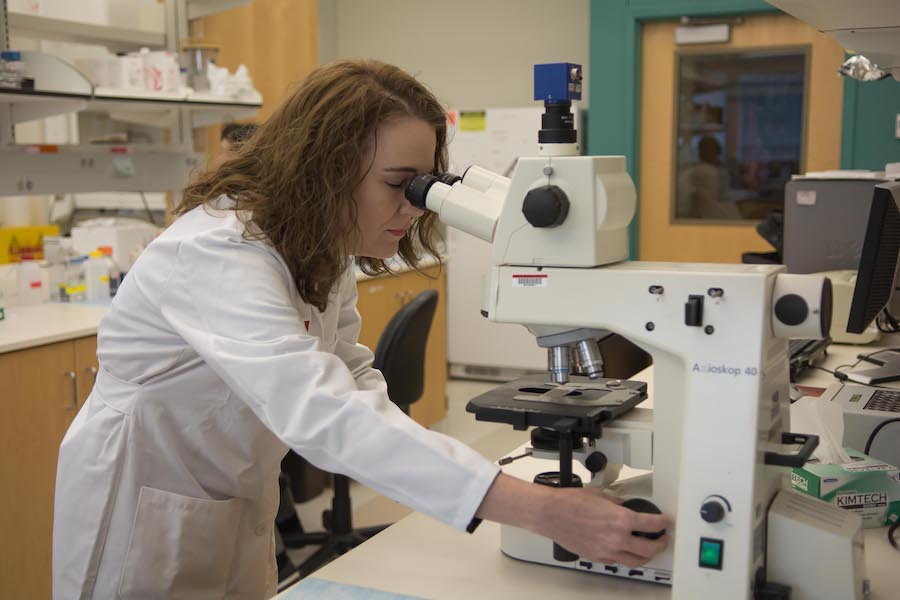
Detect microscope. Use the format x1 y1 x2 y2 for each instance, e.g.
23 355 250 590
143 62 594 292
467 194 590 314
406 63 869 599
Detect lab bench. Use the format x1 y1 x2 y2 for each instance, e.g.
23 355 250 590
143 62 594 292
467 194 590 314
0 261 447 599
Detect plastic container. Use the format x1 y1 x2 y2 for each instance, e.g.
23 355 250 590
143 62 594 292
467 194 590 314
84 251 111 303
43 235 67 302
98 246 120 297
110 53 145 91
64 256 88 303
16 258 43 305
0 50 25 89
179 41 219 92
1 51 25 76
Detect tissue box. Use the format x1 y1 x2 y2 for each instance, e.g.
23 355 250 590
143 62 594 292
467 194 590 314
791 447 900 528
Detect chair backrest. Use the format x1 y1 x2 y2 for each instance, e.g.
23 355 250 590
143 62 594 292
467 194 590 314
373 289 439 409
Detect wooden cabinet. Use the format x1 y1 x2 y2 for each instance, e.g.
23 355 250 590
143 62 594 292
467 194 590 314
0 336 97 600
356 266 448 429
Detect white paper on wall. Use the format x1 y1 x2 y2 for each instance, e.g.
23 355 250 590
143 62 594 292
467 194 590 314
444 107 582 373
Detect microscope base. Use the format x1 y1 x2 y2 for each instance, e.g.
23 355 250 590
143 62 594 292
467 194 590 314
500 524 673 585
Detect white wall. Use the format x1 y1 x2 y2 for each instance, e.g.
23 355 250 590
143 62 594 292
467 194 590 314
320 0 590 110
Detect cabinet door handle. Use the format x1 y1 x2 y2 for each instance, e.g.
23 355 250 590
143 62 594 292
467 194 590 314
64 371 78 410
86 366 98 385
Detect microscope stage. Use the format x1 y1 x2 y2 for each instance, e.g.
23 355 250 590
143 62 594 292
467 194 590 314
466 374 647 435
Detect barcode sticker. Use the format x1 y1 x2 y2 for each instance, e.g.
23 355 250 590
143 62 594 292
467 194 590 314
512 274 549 288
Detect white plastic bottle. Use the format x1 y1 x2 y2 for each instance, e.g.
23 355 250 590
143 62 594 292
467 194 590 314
97 246 120 297
64 256 88 303
16 258 43 305
84 251 111 303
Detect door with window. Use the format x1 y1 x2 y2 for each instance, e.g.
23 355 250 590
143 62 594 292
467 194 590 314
638 13 846 262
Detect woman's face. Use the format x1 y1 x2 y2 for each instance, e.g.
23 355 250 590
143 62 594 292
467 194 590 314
352 116 434 258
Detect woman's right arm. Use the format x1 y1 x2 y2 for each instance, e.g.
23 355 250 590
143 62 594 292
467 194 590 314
476 473 670 567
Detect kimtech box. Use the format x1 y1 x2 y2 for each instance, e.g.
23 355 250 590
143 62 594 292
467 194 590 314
791 447 900 528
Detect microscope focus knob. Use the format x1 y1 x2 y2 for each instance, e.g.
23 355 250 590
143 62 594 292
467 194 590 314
700 498 728 523
621 498 666 540
522 185 569 228
584 451 608 473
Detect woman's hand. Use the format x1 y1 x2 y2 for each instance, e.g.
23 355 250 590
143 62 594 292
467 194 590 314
476 473 671 567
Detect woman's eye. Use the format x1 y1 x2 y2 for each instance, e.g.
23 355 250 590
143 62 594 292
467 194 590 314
386 181 406 189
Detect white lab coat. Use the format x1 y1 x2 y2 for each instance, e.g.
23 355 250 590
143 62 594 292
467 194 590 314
52 198 500 599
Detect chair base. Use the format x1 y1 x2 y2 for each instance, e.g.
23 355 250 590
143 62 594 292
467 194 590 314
281 474 391 577
282 524 388 577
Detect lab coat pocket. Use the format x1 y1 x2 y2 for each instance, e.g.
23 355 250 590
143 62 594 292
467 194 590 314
119 486 243 599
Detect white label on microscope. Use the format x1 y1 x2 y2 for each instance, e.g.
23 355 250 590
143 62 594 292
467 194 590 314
512 274 548 288
796 190 816 206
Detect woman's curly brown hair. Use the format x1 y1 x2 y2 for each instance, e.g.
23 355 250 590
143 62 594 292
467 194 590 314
176 59 447 312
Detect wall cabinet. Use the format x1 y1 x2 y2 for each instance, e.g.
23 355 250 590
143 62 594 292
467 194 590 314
0 335 97 600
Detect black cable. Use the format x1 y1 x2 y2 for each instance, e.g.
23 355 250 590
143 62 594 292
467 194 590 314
889 519 899 551
832 359 865 383
863 417 900 455
883 309 900 333
807 365 837 376
138 191 157 226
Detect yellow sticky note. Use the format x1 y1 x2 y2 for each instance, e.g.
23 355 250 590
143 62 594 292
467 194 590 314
459 111 486 132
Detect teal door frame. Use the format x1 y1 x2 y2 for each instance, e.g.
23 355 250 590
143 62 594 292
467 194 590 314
588 1 778 258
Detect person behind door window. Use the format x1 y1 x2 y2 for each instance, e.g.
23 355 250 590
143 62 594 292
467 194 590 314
677 135 741 220
52 58 670 599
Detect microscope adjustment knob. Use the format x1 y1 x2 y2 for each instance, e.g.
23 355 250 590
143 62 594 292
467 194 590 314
621 498 666 540
700 499 728 523
522 185 569 228
584 451 608 473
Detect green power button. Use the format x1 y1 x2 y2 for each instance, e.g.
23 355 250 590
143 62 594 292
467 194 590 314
699 538 724 570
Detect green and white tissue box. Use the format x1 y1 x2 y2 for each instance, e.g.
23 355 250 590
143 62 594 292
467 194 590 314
790 447 900 528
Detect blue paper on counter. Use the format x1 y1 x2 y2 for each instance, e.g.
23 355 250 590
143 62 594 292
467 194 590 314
280 578 423 599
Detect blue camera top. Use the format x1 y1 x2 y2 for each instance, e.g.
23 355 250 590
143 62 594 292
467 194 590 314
533 62 583 102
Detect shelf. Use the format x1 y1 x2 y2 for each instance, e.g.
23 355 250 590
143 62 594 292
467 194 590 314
7 12 166 50
0 144 202 196
2 86 261 128
91 87 262 128
0 88 89 123
73 192 167 211
0 52 262 127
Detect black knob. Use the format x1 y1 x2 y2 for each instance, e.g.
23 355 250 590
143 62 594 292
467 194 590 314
700 500 727 523
773 294 808 327
622 498 666 540
585 451 608 473
522 185 569 228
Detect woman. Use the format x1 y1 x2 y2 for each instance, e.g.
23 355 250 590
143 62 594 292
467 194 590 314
52 59 669 599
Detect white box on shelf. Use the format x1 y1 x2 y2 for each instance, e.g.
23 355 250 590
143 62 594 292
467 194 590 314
141 50 180 93
109 55 144 91
71 219 159 272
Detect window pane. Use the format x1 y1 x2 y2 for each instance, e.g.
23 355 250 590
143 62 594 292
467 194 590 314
674 51 806 221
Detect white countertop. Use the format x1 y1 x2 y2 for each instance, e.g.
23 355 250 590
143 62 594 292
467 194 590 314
0 303 109 354
0 258 444 355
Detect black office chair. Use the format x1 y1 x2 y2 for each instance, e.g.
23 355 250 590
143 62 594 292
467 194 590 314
281 289 440 578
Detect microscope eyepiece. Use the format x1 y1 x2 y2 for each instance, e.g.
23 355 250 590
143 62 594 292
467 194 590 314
405 172 462 210
438 172 462 186
404 174 439 210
